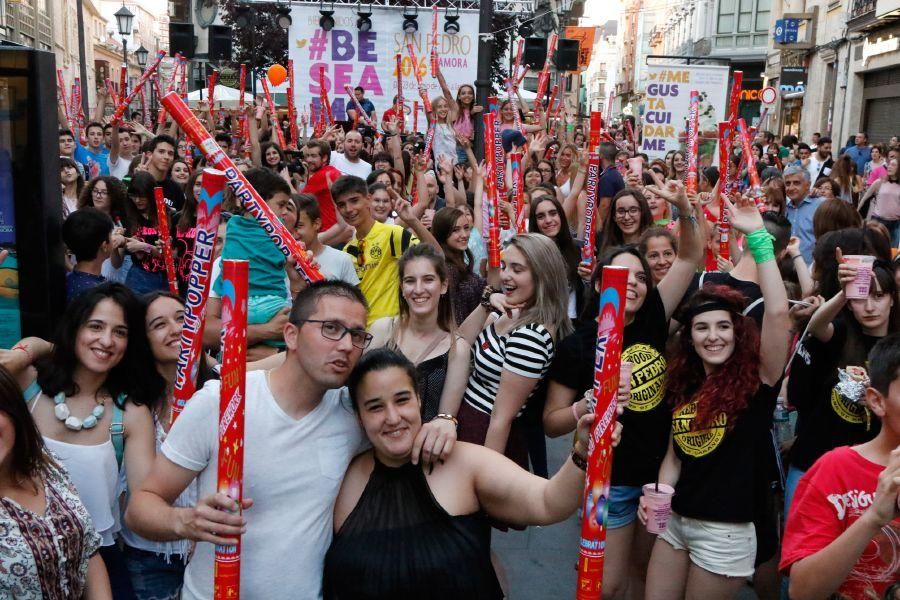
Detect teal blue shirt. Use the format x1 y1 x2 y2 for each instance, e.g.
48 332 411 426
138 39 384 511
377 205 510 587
213 215 286 298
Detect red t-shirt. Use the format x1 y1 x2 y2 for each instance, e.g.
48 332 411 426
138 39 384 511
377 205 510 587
780 446 900 599
302 165 341 230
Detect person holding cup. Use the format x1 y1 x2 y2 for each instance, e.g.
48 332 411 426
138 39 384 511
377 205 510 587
640 194 792 599
782 255 898 514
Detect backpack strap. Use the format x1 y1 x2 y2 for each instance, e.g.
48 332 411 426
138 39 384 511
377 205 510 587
110 394 126 470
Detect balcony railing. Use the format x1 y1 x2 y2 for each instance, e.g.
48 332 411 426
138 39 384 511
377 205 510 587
851 0 877 18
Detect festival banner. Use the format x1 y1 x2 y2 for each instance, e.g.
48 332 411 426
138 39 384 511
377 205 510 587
289 7 479 121
577 265 628 599
563 26 598 71
640 64 728 161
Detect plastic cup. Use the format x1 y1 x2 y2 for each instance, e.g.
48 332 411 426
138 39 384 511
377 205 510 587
843 255 875 300
627 157 643 177
642 483 675 534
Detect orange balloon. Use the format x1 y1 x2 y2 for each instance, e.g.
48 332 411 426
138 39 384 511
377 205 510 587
267 64 287 87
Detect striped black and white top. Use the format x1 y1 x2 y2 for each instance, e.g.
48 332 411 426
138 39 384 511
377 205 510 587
463 322 555 417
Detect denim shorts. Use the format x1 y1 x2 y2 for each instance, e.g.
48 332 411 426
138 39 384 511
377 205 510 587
607 485 643 529
123 545 187 600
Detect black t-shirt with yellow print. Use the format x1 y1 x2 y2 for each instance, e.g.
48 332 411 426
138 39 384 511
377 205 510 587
787 317 881 472
548 287 670 487
671 381 780 523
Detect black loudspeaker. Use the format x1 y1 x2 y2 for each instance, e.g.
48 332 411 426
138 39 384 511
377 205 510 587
523 37 548 68
554 39 580 72
208 25 232 62
169 23 196 58
0 42 67 344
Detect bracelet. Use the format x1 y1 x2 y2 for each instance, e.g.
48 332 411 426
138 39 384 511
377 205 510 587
570 451 588 471
746 228 776 264
434 413 458 427
480 285 500 311
792 254 804 262
571 402 581 423
12 344 33 363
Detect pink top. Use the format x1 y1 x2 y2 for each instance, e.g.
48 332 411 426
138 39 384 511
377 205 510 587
873 180 900 221
453 109 474 139
866 163 887 186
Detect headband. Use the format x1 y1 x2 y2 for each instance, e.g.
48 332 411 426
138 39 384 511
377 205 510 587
684 299 738 321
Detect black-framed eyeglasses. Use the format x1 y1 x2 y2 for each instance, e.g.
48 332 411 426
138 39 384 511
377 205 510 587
297 319 372 349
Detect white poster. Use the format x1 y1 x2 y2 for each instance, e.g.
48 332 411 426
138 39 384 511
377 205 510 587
288 7 479 123
640 64 730 162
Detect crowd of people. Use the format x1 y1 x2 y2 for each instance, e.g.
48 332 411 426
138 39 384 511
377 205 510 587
1 63 899 599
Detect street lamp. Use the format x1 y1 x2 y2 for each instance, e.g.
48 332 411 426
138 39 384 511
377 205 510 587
135 45 148 68
115 5 135 95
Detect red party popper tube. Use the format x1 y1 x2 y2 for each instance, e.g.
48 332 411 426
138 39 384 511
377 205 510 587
484 114 501 268
576 264 628 599
111 50 165 126
513 38 525 83
153 187 179 295
430 5 439 77
139 84 149 129
492 112 506 196
318 66 333 124
208 69 218 119
546 84 559 117
160 91 325 284
424 121 437 162
57 70 72 130
717 122 731 261
238 64 247 142
213 259 248 600
288 59 298 149
589 112 602 151
105 79 120 109
396 54 405 132
406 42 432 113
606 91 614 125
171 168 225 423
261 77 287 150
510 152 526 233
727 71 743 125
534 33 558 112
71 79 83 142
344 85 376 128
119 63 127 103
412 100 419 133
581 152 601 265
736 118 765 211
685 89 700 195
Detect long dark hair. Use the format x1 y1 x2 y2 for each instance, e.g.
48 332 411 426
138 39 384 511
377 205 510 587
582 245 654 322
141 291 215 397
125 171 160 233
260 142 285 171
599 188 654 254
668 285 761 430
528 196 580 290
840 262 900 369
78 176 127 223
36 283 163 409
431 207 473 274
0 365 55 489
397 245 456 334
177 170 202 232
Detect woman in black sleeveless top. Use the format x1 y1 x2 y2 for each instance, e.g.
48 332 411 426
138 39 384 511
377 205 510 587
323 349 616 599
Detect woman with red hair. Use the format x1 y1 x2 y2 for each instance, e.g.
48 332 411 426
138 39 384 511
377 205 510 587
640 196 792 598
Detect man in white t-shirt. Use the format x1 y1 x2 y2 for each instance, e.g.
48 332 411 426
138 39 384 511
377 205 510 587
329 130 372 179
107 125 136 181
126 282 371 599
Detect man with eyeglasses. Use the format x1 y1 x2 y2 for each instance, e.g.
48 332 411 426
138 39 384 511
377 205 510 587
127 281 376 600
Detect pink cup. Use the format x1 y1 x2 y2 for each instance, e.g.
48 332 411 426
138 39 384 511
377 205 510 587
627 157 643 177
642 483 675 534
843 255 875 300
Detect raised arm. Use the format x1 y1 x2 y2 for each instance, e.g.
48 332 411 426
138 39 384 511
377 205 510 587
391 191 442 257
725 195 791 385
647 179 703 318
435 64 459 123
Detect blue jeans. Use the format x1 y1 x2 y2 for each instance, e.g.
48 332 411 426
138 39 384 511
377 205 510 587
123 545 187 600
99 543 136 599
872 216 900 248
125 266 169 296
783 465 806 518
607 485 644 529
